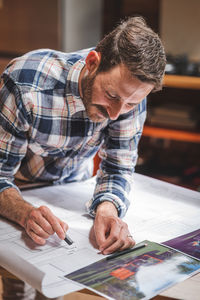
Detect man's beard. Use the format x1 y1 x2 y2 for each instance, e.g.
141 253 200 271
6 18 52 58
81 74 109 122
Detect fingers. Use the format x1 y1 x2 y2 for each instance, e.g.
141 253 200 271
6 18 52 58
94 223 107 247
97 217 121 252
102 221 135 254
94 213 135 255
59 219 68 233
28 229 47 245
102 227 135 254
40 206 67 239
24 206 68 245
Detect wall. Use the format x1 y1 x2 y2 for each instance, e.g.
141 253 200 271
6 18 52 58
160 0 200 61
0 0 60 55
61 0 103 52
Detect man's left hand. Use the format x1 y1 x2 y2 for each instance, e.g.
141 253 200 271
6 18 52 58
94 201 135 254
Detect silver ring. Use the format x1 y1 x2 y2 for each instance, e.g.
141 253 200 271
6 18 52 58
127 235 133 238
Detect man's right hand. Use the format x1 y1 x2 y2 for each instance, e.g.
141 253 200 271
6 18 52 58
24 206 68 245
0 187 68 245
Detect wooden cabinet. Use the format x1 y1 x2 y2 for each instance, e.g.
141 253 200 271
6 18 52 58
143 75 200 143
137 75 200 191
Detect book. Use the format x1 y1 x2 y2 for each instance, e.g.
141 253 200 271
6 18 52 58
147 103 199 130
150 104 195 119
65 230 200 300
147 115 197 129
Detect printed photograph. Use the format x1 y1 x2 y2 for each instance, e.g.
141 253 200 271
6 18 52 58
66 240 200 300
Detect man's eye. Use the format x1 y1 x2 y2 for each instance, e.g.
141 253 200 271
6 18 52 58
127 103 136 108
106 92 117 100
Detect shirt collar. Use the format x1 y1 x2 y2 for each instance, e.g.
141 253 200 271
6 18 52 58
66 59 86 115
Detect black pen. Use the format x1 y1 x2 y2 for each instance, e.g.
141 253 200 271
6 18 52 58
106 243 147 260
64 234 74 245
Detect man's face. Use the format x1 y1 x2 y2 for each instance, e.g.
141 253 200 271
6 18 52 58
81 56 154 123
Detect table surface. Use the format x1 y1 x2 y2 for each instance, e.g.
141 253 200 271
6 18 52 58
0 174 199 299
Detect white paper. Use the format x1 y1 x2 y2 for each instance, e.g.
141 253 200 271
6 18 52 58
125 174 200 243
0 174 199 298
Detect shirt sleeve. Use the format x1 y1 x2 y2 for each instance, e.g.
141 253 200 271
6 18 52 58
87 98 147 218
0 73 30 193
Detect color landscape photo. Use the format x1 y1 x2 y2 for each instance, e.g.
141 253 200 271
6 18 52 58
65 240 200 300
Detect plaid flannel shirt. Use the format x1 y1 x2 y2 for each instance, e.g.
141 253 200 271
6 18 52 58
0 48 146 217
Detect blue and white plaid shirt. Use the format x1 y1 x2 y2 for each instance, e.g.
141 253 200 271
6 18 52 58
0 48 146 217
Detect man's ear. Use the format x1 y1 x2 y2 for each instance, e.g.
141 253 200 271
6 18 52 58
85 51 101 74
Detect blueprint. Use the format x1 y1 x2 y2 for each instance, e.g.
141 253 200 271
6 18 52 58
0 174 200 298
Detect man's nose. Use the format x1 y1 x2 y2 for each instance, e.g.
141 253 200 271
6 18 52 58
107 102 123 120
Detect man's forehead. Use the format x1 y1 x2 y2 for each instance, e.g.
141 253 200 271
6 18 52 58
102 66 153 96
105 63 132 78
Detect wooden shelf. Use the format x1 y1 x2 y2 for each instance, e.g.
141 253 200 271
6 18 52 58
164 75 200 90
143 126 200 143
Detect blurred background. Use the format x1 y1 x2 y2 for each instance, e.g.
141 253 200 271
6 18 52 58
0 0 199 191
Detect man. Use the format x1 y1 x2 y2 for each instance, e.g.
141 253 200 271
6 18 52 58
0 17 166 299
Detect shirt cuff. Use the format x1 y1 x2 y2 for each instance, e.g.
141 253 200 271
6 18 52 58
86 192 128 218
0 178 20 194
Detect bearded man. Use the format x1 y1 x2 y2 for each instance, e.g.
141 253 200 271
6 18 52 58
0 17 166 300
